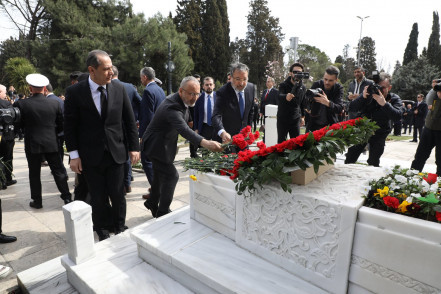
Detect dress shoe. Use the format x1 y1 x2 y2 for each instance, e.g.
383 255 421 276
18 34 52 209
410 140 417 142
60 194 72 204
156 209 172 218
6 180 17 186
142 193 150 200
144 200 158 218
131 176 134 182
29 201 43 209
125 186 132 193
0 234 17 243
96 229 110 241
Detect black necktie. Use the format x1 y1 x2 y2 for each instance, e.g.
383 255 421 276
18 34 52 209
98 86 107 120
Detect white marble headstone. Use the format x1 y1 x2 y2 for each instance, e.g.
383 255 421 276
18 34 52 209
264 104 278 147
62 201 95 264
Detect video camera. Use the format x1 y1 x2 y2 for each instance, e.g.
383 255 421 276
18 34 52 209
305 88 324 102
366 70 382 99
293 72 310 82
0 107 21 136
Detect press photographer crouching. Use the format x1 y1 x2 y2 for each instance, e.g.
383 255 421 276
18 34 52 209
306 65 344 131
276 62 308 143
411 79 441 175
345 72 403 166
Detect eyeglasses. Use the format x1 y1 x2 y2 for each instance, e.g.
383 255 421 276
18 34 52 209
182 88 201 98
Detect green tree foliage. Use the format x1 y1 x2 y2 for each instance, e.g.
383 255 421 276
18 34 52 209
3 57 36 96
234 0 284 91
0 37 27 84
296 44 331 86
403 23 419 66
392 57 441 100
200 0 230 82
427 11 441 71
174 0 204 74
357 36 377 74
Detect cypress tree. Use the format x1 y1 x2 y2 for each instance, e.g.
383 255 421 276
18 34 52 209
427 11 441 70
402 23 419 66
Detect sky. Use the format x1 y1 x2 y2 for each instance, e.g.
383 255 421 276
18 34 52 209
1 0 439 74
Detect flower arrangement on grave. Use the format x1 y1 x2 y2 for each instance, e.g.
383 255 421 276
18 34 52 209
184 117 378 195
364 165 441 223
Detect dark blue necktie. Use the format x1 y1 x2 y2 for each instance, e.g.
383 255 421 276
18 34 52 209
207 94 212 126
238 92 244 119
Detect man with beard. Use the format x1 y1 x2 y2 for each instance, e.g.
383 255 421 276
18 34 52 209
347 66 373 119
307 66 344 131
193 77 220 143
141 76 223 218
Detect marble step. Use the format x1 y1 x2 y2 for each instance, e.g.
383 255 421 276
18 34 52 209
61 230 193 294
131 206 327 294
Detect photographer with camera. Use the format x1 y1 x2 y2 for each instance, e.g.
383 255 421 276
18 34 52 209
306 65 344 132
276 62 308 143
345 72 403 166
411 79 441 175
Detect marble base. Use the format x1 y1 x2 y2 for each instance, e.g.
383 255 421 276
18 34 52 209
349 207 441 294
131 206 326 294
61 228 192 294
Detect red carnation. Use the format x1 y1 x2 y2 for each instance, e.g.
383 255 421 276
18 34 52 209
257 141 266 150
423 173 438 185
383 196 399 209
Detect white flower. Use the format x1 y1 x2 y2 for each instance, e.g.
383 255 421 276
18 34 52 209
395 175 407 183
421 181 430 192
384 167 393 174
406 169 418 176
411 193 421 198
430 184 438 192
390 183 401 190
406 196 413 203
360 185 371 194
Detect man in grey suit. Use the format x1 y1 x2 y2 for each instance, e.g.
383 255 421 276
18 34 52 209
142 76 223 218
212 63 254 145
15 74 72 209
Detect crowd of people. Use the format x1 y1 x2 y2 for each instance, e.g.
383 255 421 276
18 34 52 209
0 49 440 278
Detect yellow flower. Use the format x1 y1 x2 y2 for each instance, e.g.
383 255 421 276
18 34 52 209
189 175 197 181
374 186 389 198
397 200 410 213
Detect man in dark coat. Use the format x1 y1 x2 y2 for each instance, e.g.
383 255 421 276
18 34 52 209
0 84 17 188
142 76 222 218
212 62 254 144
64 50 140 241
15 74 72 209
410 93 428 142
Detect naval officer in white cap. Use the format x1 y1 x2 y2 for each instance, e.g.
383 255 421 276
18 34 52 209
14 73 72 208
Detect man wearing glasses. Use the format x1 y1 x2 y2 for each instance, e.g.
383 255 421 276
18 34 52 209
212 62 255 146
277 62 307 143
345 72 403 166
141 76 223 218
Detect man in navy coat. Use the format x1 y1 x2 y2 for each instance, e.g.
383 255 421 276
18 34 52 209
193 77 220 143
139 67 166 198
410 93 428 142
212 62 254 145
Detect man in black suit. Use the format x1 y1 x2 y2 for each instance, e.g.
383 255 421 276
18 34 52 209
410 93 428 142
212 62 255 144
259 76 278 122
15 74 72 209
142 76 223 218
64 50 140 241
0 84 17 188
193 77 219 142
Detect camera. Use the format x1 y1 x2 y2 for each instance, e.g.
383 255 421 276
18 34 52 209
434 82 441 92
0 107 21 134
293 72 310 82
305 88 324 101
367 70 382 99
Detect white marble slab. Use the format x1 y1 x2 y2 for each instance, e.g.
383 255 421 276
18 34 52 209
190 172 237 240
350 207 441 294
62 201 95 264
264 105 278 146
134 208 326 294
235 164 384 294
62 229 192 294
17 257 78 294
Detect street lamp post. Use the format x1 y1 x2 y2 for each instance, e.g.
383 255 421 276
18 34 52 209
165 41 175 95
356 16 369 67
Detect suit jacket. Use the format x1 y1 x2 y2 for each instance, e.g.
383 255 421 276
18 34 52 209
47 93 65 136
15 93 63 154
193 92 216 133
259 88 278 115
212 82 254 136
138 82 166 138
142 93 203 164
0 99 16 141
64 79 139 167
114 79 142 121
413 101 428 127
